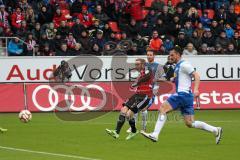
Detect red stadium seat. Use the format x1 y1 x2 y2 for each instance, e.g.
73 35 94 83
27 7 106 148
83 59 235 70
145 0 154 8
108 22 120 32
170 0 180 6
142 9 149 18
197 9 203 17
204 9 215 19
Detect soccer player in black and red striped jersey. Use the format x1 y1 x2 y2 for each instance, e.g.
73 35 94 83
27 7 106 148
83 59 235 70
126 50 164 133
105 58 154 140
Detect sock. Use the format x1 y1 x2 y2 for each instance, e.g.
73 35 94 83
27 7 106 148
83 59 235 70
141 110 148 131
152 113 167 138
192 121 218 135
129 118 137 133
115 114 126 134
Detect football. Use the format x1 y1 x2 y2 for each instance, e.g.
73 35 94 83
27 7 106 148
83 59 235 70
19 110 32 123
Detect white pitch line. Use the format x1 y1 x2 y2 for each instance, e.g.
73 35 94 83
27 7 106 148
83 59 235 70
82 120 240 125
0 146 101 160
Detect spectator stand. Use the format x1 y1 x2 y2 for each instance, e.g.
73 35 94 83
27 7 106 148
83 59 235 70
0 0 239 56
0 37 36 56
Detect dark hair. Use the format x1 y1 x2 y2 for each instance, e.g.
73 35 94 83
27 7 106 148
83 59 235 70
171 45 183 55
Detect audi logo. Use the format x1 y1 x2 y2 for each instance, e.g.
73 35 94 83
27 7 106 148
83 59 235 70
32 84 107 112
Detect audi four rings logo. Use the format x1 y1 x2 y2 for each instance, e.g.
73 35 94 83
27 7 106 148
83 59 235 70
32 84 107 112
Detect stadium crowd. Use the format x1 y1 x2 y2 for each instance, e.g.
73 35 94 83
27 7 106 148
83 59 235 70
0 0 240 56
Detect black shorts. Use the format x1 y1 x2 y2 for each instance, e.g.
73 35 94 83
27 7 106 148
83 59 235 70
123 94 150 114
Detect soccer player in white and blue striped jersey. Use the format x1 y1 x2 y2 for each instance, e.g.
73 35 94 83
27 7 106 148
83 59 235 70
141 47 223 144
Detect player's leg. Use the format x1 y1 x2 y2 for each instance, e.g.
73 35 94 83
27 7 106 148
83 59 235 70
126 109 149 133
141 101 173 142
125 94 150 140
127 109 149 133
184 115 223 144
133 112 138 124
126 112 138 133
151 101 172 137
125 109 139 140
181 92 223 144
126 109 137 133
140 96 154 132
141 93 182 142
184 115 218 133
141 109 148 131
105 106 128 139
115 106 129 134
139 96 154 132
106 94 139 139
127 96 153 133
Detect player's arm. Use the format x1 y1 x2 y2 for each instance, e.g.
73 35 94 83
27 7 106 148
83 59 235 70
182 62 200 97
137 69 152 84
192 71 200 97
132 68 152 87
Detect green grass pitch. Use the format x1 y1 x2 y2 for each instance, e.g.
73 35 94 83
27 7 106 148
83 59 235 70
0 110 240 160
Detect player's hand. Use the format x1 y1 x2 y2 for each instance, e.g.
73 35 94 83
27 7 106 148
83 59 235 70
194 90 200 97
